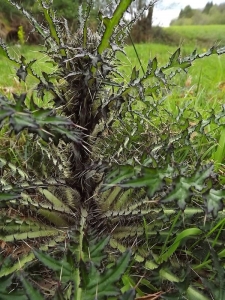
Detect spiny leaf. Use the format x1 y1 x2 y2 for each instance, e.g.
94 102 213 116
111 165 173 197
205 189 225 217
161 48 182 70
0 252 35 277
208 247 225 300
98 0 133 54
8 0 48 39
20 273 44 300
0 94 81 144
161 165 215 209
37 209 70 227
0 217 52 233
88 235 110 265
84 250 132 299
33 249 72 277
0 229 60 242
130 67 139 82
38 188 71 213
170 48 180 63
39 1 59 45
147 57 158 74
0 39 20 65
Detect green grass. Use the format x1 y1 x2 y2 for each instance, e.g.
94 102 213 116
0 45 57 108
117 42 225 168
163 25 225 47
0 45 55 96
2 43 225 111
3 43 225 110
119 43 225 106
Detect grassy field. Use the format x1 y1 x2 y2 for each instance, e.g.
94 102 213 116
1 41 225 166
117 42 225 167
162 25 225 47
0 45 54 96
2 42 225 112
2 42 225 109
119 42 225 107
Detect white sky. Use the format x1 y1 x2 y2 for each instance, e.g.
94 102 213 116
153 0 225 26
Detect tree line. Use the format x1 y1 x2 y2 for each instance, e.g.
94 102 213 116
171 1 225 26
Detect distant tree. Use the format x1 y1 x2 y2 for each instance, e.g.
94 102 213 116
179 5 194 19
171 2 225 26
203 1 213 14
207 5 225 24
218 3 225 12
192 10 209 25
130 0 156 43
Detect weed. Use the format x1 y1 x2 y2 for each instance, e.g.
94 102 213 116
0 1 225 299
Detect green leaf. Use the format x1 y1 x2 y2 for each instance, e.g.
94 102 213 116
158 228 202 263
170 48 180 63
0 252 35 277
210 248 225 300
98 0 133 54
0 275 14 291
38 188 71 213
0 217 51 234
38 0 65 57
104 165 173 197
130 67 139 82
20 274 44 300
88 236 110 265
119 289 135 300
0 229 59 242
0 291 27 300
161 165 215 209
0 40 20 65
33 250 72 277
205 189 225 217
147 57 158 74
0 109 14 122
40 2 58 43
84 250 131 299
0 193 21 201
10 114 39 133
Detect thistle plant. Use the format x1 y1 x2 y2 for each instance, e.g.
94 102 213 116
0 0 225 299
